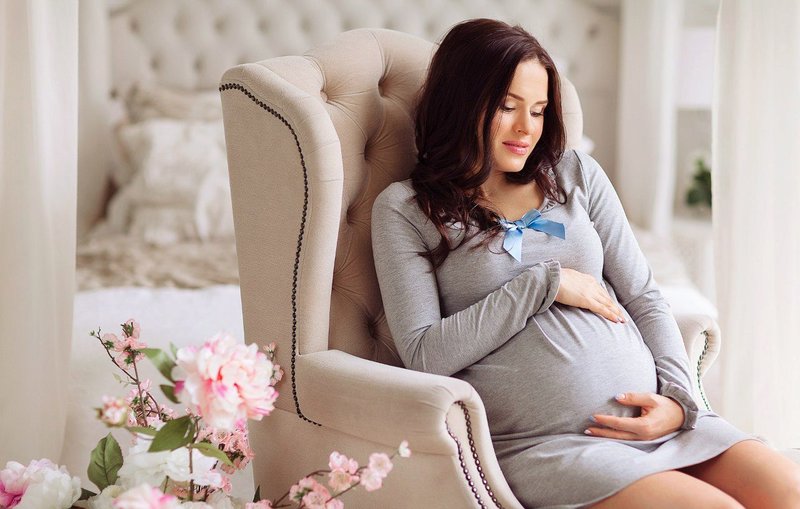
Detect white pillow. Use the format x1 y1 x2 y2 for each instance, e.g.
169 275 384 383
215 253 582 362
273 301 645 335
99 117 234 245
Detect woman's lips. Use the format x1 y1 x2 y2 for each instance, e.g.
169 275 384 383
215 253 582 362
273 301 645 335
503 141 529 155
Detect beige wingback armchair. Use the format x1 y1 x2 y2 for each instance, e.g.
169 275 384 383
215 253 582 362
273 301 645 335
219 28 721 508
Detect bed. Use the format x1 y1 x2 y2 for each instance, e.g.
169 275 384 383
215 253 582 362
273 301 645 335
65 0 721 499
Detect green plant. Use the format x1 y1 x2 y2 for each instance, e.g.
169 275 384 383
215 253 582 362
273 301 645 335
686 157 712 209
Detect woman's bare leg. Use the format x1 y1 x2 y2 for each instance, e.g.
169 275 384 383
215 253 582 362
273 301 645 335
679 439 800 509
588 470 744 509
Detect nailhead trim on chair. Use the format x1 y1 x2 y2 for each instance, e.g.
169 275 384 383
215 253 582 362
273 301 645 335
220 82 321 427
457 402 505 509
446 419 488 509
446 402 505 509
696 331 712 411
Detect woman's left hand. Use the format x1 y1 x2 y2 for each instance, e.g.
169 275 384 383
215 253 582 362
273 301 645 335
586 392 684 440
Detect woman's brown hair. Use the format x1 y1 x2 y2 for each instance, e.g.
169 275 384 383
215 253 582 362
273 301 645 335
411 18 566 268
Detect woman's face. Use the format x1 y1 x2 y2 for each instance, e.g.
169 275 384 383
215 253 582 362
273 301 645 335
489 59 549 174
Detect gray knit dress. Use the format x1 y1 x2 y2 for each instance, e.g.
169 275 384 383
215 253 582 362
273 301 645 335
371 150 760 508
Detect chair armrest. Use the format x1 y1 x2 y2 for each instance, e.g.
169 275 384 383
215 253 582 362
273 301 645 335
295 349 479 455
295 349 524 508
674 312 721 410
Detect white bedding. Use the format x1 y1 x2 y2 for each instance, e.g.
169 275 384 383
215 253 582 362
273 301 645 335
76 234 238 290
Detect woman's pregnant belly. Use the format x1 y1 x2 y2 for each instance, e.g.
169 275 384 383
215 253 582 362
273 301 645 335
455 302 658 438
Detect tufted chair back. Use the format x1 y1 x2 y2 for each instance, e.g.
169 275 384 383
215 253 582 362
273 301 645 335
220 29 583 504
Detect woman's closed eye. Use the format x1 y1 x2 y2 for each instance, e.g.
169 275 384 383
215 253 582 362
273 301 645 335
499 105 545 117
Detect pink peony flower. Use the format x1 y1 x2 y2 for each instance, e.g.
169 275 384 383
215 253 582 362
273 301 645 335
0 459 80 509
98 396 130 427
0 461 27 508
112 483 181 508
173 334 278 431
398 440 411 458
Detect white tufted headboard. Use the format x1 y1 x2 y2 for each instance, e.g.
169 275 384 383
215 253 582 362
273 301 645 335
85 0 619 234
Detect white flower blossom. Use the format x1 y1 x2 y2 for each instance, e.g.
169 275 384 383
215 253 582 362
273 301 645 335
14 462 81 509
88 484 126 509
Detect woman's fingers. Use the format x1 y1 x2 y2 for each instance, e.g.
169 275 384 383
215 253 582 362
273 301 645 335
584 426 639 440
591 286 625 322
556 268 626 322
590 297 625 323
591 414 645 434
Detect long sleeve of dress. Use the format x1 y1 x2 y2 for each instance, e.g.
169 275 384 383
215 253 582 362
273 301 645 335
576 151 699 430
371 183 561 377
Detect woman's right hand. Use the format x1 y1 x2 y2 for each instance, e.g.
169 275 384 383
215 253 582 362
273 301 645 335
555 267 626 323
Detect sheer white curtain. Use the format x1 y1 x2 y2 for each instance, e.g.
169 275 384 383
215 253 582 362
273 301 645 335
713 0 800 448
0 1 78 463
616 0 682 236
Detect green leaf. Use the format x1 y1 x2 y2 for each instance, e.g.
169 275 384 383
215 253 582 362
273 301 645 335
253 485 261 503
193 442 234 466
160 384 180 404
141 347 176 383
88 433 123 491
169 342 179 358
127 426 157 436
79 488 97 501
148 415 194 452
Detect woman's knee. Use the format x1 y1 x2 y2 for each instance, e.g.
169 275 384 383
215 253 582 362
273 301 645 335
780 465 800 508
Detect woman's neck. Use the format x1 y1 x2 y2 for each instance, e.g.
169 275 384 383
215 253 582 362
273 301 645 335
479 174 544 220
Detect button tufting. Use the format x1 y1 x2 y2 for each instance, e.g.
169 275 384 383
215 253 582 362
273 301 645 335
129 18 139 33
215 17 226 32
150 56 160 70
320 90 328 101
194 57 203 72
258 18 269 32
587 24 599 39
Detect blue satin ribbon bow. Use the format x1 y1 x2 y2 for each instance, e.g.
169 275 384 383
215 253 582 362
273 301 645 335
499 209 566 262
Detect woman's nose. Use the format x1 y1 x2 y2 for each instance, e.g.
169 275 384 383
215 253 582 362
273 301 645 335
514 113 532 135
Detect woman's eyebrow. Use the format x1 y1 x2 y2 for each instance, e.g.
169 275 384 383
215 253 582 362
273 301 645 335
507 92 548 105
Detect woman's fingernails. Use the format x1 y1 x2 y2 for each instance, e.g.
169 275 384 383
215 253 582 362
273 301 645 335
589 415 597 422
584 429 593 435
615 393 626 400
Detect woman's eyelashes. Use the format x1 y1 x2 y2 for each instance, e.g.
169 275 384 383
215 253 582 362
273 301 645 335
499 105 545 116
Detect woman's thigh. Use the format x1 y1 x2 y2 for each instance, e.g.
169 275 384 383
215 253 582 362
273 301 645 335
678 439 800 509
588 470 744 509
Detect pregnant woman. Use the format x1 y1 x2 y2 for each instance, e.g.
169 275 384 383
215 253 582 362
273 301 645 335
371 18 800 508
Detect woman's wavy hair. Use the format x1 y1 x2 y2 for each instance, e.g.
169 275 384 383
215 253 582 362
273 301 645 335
411 18 566 268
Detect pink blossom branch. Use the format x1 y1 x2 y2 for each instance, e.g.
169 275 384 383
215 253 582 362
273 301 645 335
92 330 137 382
